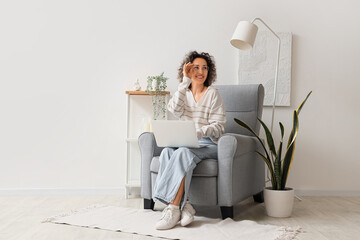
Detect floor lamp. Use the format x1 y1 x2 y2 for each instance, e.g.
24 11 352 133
230 18 295 198
230 18 280 133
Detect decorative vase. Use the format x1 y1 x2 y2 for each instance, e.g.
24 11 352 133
152 79 158 91
134 79 141 91
264 187 294 217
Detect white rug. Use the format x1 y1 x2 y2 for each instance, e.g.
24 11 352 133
43 205 301 240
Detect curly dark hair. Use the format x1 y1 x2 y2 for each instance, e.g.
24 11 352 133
177 51 217 87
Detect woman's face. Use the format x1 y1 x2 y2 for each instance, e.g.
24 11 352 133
191 58 208 85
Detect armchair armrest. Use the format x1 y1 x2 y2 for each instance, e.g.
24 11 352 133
138 132 164 199
219 133 260 158
217 133 264 206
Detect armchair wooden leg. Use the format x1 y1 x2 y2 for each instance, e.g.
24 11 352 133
253 191 264 203
144 198 155 210
220 206 233 219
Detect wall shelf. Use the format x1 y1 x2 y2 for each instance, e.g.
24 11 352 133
124 90 170 198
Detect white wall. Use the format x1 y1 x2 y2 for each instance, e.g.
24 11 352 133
1 0 359 195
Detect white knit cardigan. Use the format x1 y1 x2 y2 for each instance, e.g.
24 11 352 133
167 77 226 143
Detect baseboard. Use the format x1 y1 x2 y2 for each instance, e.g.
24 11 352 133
0 187 126 196
295 190 360 197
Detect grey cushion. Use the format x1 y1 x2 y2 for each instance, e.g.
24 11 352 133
150 156 218 177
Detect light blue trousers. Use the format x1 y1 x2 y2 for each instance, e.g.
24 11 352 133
152 138 218 209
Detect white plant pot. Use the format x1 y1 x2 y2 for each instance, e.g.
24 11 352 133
264 187 294 218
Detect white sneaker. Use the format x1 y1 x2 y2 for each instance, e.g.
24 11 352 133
180 202 196 226
156 205 181 230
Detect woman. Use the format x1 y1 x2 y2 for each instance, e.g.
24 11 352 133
153 51 226 230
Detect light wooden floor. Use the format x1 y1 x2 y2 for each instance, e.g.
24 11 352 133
1 195 359 240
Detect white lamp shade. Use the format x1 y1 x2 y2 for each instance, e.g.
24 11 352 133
230 21 258 50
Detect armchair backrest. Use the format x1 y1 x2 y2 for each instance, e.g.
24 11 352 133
216 84 264 136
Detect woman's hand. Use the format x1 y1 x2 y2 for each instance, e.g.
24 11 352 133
183 62 194 79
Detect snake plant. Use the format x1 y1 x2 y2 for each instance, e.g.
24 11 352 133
234 91 312 190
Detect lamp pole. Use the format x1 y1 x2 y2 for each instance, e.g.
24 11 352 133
248 18 281 188
251 18 281 133
230 18 283 189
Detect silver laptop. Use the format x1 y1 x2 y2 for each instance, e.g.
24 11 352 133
151 120 200 148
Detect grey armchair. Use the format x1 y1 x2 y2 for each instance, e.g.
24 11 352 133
138 84 265 219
